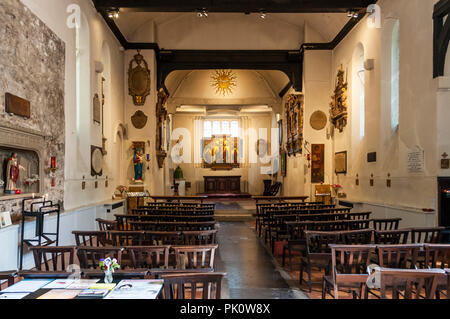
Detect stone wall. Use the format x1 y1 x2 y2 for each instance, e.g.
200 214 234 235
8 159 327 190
0 0 65 219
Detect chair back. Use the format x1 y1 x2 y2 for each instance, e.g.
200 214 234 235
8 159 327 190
348 212 372 220
109 231 144 246
125 246 170 269
30 246 76 272
0 271 17 290
379 268 444 299
77 247 123 269
329 244 376 296
143 231 183 245
410 227 444 244
371 218 402 231
72 231 108 247
377 244 422 269
339 229 373 245
96 218 118 231
172 245 218 270
161 272 226 299
183 230 217 245
424 244 450 269
304 231 340 257
374 229 409 245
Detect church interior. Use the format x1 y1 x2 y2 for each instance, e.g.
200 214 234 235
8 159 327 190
0 0 449 301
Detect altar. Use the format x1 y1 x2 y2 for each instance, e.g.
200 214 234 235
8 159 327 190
204 176 241 194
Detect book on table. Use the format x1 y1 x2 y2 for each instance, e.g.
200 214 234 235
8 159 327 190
2 279 53 293
105 280 163 299
0 293 30 299
44 279 77 289
77 288 110 298
37 289 81 299
66 279 100 290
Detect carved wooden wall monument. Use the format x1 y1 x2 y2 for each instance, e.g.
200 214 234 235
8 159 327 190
128 50 151 106
330 65 348 132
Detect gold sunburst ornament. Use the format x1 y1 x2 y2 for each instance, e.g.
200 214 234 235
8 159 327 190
211 70 237 96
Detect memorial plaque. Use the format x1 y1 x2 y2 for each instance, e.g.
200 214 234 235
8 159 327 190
5 93 30 118
408 150 424 173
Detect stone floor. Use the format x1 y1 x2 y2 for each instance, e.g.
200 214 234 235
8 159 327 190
215 221 308 299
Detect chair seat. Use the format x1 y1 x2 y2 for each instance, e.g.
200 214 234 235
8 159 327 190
323 275 365 289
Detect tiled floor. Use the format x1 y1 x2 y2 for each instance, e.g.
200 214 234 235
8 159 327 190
215 221 308 299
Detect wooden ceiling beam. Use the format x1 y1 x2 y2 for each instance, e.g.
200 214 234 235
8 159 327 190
93 0 375 13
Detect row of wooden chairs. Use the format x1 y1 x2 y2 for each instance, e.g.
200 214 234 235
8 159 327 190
298 230 446 292
73 229 217 247
29 244 218 272
115 214 215 230
321 243 450 299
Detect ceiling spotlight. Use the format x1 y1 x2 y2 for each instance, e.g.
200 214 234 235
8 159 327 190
260 11 267 19
107 8 119 19
197 8 208 18
347 10 359 19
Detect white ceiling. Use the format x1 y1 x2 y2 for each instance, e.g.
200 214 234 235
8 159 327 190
115 12 350 45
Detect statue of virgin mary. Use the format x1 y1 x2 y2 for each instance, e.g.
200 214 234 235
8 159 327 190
4 152 26 194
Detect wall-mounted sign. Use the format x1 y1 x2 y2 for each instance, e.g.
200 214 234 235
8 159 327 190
5 93 30 118
408 150 424 173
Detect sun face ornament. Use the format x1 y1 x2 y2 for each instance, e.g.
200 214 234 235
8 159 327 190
211 70 237 96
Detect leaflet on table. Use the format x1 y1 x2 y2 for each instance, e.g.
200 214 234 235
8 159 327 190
0 293 30 299
89 283 116 291
77 288 110 298
105 280 163 299
44 279 76 289
2 279 53 293
37 289 81 299
66 279 100 290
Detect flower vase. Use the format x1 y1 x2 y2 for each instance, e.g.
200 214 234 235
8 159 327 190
104 269 113 284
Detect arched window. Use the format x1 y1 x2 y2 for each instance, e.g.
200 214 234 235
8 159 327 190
75 13 91 171
352 43 365 141
391 21 400 131
358 50 365 139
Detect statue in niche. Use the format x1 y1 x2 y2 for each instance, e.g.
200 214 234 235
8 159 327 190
133 147 144 183
4 152 26 194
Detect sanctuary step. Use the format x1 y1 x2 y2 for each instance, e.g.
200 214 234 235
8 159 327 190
211 200 256 222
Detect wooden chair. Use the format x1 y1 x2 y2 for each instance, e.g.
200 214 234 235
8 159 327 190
30 246 76 272
322 244 376 299
410 227 445 244
300 231 340 292
374 229 409 245
77 247 123 269
161 272 226 299
339 229 373 245
282 221 311 272
378 268 445 299
183 230 217 245
424 244 450 298
172 245 218 270
109 231 144 246
96 218 118 231
0 271 17 290
125 246 170 269
371 218 402 230
376 244 422 269
72 230 108 247
143 231 183 245
347 212 372 221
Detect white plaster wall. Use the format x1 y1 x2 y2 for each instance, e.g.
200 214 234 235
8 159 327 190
20 0 126 210
123 49 164 195
329 0 440 224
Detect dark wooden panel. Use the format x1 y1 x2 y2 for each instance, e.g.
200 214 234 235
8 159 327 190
204 176 241 194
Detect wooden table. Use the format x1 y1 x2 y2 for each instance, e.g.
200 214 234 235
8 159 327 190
3 275 162 299
252 196 309 204
151 196 208 203
204 176 241 194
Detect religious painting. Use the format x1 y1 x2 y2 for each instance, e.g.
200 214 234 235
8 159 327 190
311 144 325 183
128 50 151 106
202 135 241 170
132 141 145 182
280 150 287 177
285 94 304 156
335 151 347 175
330 65 348 132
